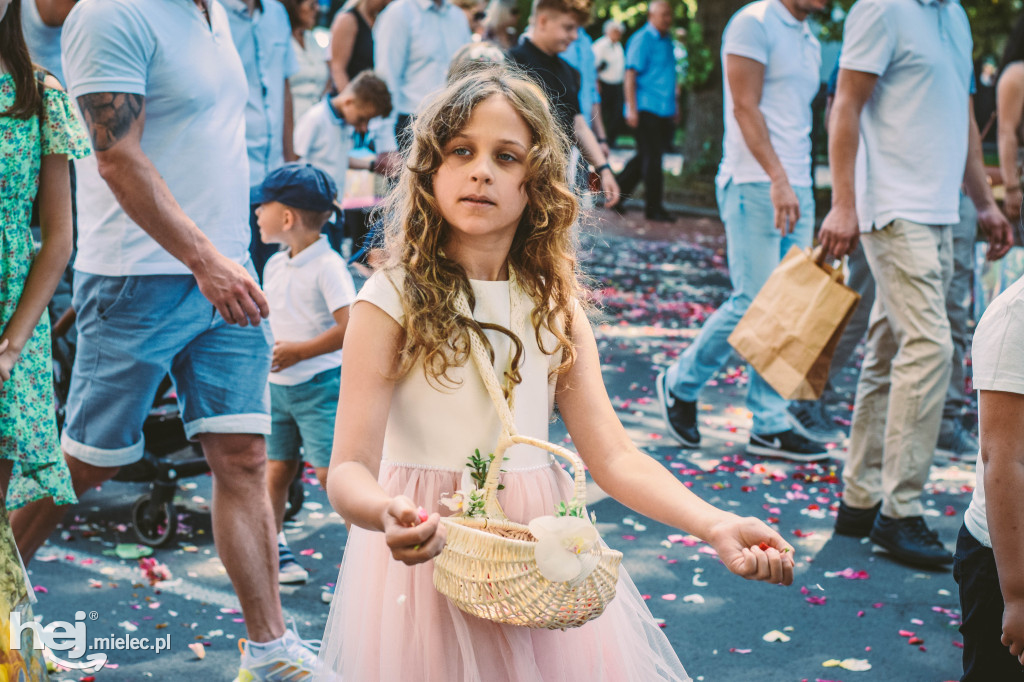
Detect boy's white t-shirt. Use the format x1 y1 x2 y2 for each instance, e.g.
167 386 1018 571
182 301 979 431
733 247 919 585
264 236 357 386
294 100 396 198
963 275 1024 548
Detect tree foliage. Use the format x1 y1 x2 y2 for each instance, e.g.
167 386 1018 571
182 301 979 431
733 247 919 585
584 0 1024 188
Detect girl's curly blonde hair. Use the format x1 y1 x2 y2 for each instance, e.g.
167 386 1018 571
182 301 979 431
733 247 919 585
376 64 584 389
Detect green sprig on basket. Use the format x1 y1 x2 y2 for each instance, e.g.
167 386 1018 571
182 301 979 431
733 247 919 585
468 449 506 492
555 499 597 525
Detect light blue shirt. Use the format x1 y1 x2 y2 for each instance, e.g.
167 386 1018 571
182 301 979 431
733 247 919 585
219 0 299 185
561 30 600 124
373 0 471 115
62 0 251 275
21 0 65 85
624 22 677 118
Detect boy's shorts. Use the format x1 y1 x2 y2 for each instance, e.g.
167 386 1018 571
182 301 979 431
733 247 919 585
62 270 272 467
267 368 340 469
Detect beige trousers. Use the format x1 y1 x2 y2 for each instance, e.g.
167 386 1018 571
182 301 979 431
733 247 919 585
841 218 954 518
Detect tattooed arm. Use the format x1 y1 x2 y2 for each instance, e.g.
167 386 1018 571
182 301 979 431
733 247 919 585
78 92 268 326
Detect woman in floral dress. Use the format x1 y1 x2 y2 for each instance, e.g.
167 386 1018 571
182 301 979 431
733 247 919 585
1 0 89 513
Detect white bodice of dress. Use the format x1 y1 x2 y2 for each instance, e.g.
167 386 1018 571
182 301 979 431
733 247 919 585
357 270 560 471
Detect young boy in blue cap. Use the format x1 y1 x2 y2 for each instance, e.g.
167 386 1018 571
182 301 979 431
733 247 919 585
253 163 356 595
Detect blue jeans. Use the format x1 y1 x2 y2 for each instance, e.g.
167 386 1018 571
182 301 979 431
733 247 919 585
666 181 814 434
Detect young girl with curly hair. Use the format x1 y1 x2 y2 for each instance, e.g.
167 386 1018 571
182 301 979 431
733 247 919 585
318 65 794 681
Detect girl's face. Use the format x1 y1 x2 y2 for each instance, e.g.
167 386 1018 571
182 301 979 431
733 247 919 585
297 0 318 30
434 95 531 255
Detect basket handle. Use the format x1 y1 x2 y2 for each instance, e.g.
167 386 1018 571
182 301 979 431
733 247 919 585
454 281 588 519
455 285 519 438
481 433 589 519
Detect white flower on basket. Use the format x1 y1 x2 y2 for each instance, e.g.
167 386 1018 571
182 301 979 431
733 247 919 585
439 469 486 517
529 515 602 584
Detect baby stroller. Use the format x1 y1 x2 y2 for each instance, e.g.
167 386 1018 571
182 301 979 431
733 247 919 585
49 304 306 547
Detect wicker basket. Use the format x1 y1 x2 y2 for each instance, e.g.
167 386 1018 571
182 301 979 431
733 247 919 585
432 284 623 630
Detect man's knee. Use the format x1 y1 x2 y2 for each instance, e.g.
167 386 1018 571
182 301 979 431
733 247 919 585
905 330 954 369
66 454 120 495
199 433 267 480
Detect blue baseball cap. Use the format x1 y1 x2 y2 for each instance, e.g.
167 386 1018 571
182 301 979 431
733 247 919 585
250 163 340 212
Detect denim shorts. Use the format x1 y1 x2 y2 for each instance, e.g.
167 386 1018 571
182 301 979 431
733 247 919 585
267 368 340 469
62 270 272 467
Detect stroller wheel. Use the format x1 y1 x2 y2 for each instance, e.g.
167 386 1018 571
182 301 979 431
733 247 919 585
283 470 305 522
131 493 178 547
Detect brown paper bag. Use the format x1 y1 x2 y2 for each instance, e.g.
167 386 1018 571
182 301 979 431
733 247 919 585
728 245 861 400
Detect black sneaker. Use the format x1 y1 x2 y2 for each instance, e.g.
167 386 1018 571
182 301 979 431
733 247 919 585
936 421 979 460
834 500 881 537
869 514 953 567
747 429 830 462
655 370 700 447
788 399 845 443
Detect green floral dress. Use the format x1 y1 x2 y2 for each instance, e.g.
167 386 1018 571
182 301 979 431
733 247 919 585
1 74 89 510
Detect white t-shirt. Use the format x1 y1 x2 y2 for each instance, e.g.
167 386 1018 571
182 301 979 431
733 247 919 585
21 0 64 85
62 0 251 276
592 36 625 85
717 0 821 189
264 236 356 386
840 0 973 232
963 275 1024 548
290 32 329 122
294 99 396 197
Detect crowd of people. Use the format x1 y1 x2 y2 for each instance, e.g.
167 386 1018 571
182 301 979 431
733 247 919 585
2 0 1024 678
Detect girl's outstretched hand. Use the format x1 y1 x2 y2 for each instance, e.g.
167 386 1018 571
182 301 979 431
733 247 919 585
381 495 447 566
705 515 795 586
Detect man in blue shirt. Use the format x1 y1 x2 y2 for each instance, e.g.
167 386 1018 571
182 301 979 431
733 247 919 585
562 28 609 154
221 0 300 276
617 0 677 221
373 0 472 146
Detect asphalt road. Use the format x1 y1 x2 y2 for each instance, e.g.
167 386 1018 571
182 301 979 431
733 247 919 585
28 214 975 682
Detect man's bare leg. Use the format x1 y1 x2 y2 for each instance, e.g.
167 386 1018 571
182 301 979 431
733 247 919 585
199 432 284 643
11 454 119 562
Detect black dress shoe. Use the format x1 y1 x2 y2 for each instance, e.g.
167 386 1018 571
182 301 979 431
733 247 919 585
834 500 881 538
870 514 953 567
645 209 674 222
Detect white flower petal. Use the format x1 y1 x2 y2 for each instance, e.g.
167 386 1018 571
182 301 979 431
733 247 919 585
534 535 582 582
528 515 566 537
439 494 463 512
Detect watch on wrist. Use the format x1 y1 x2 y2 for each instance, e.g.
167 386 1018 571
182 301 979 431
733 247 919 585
369 159 377 174
596 163 612 174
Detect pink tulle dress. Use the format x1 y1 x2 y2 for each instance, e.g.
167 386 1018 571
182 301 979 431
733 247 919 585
316 271 690 681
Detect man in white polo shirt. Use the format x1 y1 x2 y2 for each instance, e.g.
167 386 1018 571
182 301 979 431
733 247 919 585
657 0 828 462
820 0 1012 568
9 0 318 679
